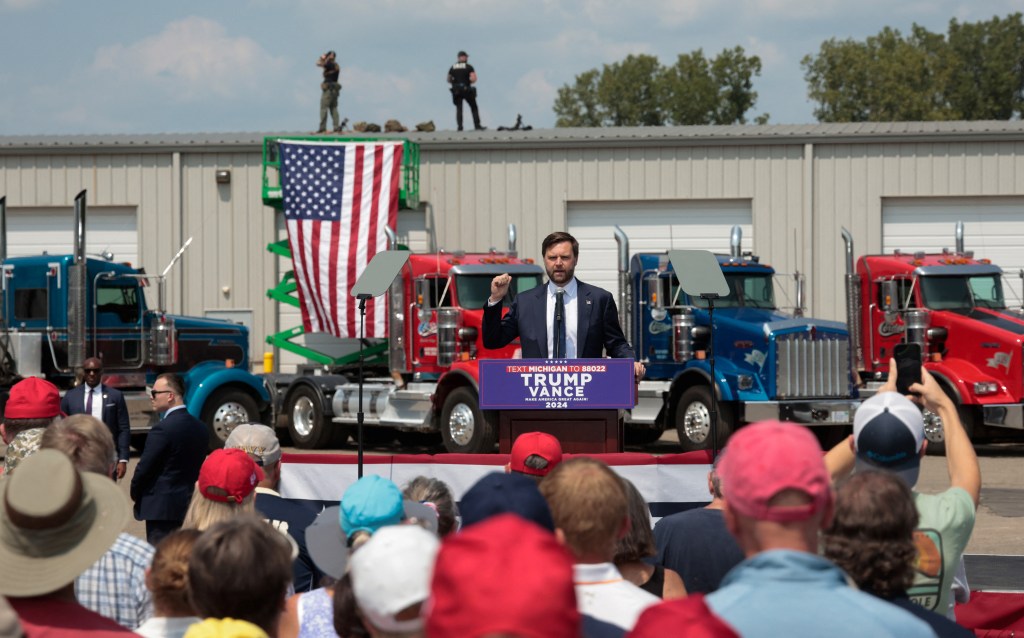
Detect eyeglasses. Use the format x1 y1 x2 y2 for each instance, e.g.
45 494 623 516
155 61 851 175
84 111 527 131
150 390 173 398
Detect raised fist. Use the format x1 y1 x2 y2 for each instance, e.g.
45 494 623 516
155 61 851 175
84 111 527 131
490 273 512 302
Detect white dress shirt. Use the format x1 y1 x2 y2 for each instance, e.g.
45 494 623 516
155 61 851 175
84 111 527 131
85 384 104 421
546 278 578 358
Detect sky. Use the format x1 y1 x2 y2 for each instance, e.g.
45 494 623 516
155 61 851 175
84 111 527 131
0 0 1019 136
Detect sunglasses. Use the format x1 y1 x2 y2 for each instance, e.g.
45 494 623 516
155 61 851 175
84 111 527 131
150 390 173 398
84 368 102 374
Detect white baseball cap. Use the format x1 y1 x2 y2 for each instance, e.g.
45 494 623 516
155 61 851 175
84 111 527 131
350 525 440 633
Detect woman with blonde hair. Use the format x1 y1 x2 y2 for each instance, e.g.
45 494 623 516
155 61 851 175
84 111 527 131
182 448 261 531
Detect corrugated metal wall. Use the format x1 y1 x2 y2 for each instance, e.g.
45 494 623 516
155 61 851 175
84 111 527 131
812 141 1024 321
3 132 1024 372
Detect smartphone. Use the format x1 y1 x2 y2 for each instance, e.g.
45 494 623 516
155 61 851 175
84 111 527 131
893 342 922 395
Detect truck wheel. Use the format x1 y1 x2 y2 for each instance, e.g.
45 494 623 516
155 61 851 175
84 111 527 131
202 389 261 449
674 385 734 452
440 387 496 454
923 403 975 456
286 385 333 449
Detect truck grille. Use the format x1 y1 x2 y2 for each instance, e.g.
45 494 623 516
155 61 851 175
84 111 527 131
775 332 850 399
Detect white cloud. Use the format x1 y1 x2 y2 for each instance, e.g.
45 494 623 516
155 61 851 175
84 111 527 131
745 36 784 69
91 16 287 101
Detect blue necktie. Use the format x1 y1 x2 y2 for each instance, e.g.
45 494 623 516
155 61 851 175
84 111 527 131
555 289 566 358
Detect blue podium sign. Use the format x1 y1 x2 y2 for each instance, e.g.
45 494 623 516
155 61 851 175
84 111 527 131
479 358 635 410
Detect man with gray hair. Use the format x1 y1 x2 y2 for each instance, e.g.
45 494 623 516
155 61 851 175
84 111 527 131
226 423 321 591
653 450 744 593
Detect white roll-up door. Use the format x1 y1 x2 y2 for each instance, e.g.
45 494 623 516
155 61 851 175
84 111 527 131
6 206 138 266
883 197 1024 301
566 199 753 301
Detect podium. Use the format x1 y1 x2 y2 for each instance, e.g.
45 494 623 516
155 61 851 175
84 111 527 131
498 409 622 454
479 359 634 454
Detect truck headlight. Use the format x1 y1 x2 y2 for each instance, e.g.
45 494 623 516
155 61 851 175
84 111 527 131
974 382 998 395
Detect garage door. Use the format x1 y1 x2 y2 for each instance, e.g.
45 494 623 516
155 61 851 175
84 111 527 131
883 197 1024 301
6 206 139 266
567 200 753 303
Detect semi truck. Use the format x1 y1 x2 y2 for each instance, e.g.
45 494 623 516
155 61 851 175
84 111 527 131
0 192 272 447
261 136 544 453
842 223 1024 451
617 226 861 450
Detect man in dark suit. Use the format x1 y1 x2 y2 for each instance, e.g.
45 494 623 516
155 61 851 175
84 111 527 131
60 357 131 480
483 231 644 379
130 372 208 545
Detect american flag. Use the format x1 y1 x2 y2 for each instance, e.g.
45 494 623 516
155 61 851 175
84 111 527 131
280 140 404 338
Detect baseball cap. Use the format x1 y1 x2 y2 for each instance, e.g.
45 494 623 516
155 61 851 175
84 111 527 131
459 472 555 531
0 449 129 596
306 475 413 579
457 50 468 57
630 594 739 637
225 423 282 466
350 525 440 633
427 513 580 638
853 392 925 487
510 431 563 477
718 420 832 523
4 376 60 420
198 448 264 504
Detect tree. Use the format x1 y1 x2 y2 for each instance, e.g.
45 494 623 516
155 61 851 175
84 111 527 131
554 48 766 127
802 13 1024 122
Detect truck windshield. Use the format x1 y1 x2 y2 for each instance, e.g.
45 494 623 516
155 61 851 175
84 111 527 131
689 273 776 309
920 275 1006 310
455 274 543 309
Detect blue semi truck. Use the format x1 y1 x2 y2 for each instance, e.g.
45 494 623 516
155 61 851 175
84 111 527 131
0 191 271 448
617 226 860 450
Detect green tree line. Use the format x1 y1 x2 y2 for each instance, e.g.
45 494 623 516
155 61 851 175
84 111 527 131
553 13 1024 126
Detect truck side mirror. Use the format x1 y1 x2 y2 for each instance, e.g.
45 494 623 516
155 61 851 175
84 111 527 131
880 280 901 312
415 278 433 310
645 275 665 309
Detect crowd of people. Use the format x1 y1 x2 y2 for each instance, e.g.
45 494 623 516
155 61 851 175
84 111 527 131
0 356 985 636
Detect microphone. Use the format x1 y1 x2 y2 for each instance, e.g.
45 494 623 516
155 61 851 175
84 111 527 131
555 289 564 322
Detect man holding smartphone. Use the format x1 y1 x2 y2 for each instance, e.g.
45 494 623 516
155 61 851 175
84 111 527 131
825 359 980 619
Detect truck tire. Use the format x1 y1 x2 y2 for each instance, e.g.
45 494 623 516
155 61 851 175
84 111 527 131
923 403 975 456
202 389 261 449
440 387 496 454
286 385 334 449
674 385 734 452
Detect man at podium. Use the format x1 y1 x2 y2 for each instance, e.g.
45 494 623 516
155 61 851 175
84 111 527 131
483 231 644 380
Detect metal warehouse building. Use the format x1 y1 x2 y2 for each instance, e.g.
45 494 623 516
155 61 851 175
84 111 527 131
3 121 1024 372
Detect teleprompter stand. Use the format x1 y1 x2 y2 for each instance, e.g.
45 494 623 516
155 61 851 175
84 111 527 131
350 249 410 478
667 249 730 458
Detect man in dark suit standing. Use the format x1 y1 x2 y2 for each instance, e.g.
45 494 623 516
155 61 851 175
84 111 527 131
130 372 208 545
60 357 131 480
483 231 645 380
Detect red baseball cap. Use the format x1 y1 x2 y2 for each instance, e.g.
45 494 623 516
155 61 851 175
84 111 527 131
426 513 579 637
198 448 264 504
509 431 563 477
718 421 832 523
4 377 61 420
628 594 740 638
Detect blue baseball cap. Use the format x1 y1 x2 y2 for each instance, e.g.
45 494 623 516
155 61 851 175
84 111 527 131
340 475 405 537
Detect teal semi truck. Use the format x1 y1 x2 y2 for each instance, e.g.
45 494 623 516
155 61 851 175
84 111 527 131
0 192 271 447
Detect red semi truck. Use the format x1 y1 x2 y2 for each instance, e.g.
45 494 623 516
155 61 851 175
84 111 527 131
842 223 1024 451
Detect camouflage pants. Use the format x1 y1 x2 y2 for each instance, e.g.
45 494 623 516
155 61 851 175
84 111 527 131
319 83 341 132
